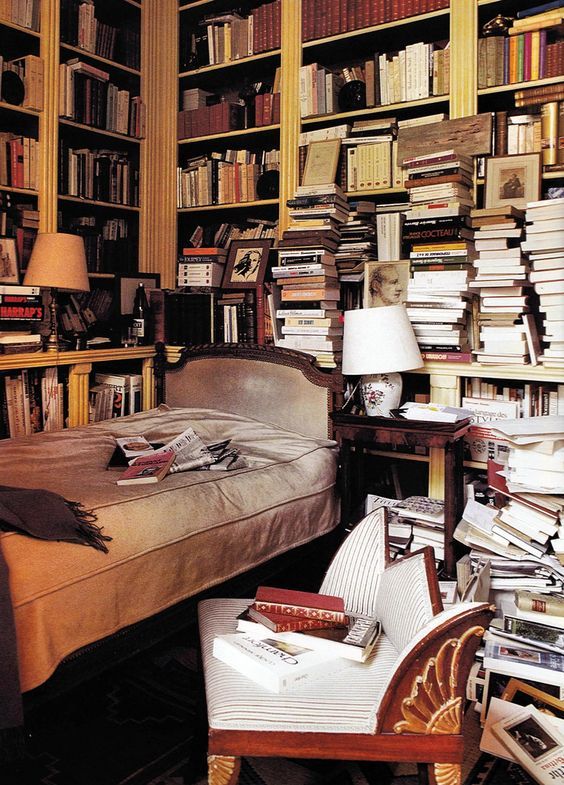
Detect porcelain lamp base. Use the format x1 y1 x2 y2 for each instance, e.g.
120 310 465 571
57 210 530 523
361 372 402 417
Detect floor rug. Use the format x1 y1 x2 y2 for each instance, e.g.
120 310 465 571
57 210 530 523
0 629 523 785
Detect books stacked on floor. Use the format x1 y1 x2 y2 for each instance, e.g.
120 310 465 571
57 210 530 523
335 199 377 281
374 199 410 261
522 197 564 370
403 149 475 216
364 494 445 563
177 246 227 288
235 586 381 665
468 205 536 366
405 241 475 363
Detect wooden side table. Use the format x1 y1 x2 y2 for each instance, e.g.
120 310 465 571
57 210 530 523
330 411 472 578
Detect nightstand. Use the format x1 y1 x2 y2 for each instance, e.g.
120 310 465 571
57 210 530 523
330 412 472 578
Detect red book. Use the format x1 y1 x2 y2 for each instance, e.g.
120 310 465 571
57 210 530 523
254 586 346 623
247 605 342 632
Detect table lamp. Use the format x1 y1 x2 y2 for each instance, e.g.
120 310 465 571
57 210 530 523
23 232 89 352
342 305 423 417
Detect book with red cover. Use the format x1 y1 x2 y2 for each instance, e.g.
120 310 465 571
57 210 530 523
254 586 346 622
116 451 174 486
247 605 342 632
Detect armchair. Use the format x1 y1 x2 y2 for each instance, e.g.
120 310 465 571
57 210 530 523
198 509 493 785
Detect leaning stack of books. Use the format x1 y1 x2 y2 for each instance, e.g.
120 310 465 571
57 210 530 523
522 197 564 370
177 246 228 288
468 206 535 366
334 199 377 280
211 586 381 692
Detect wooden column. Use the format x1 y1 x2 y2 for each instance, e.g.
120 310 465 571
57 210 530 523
38 0 60 232
428 373 462 499
140 0 178 286
67 363 92 426
142 356 155 410
449 0 478 119
278 0 302 234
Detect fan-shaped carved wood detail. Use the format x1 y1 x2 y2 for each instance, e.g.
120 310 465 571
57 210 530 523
208 754 241 785
434 762 462 785
393 626 485 735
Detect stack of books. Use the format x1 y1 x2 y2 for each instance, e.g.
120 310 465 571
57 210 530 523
334 199 377 280
273 248 342 369
213 586 381 692
469 205 536 366
177 246 227 288
365 493 445 563
341 117 396 193
522 197 564 369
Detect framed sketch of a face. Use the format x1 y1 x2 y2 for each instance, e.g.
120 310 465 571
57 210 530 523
223 239 272 289
364 261 409 308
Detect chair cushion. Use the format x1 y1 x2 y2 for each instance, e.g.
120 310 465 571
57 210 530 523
374 551 437 653
198 598 398 735
319 509 387 617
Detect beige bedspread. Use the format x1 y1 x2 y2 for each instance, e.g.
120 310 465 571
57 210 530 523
0 405 339 692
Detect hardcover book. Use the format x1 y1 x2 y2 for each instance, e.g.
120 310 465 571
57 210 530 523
254 586 346 623
116 452 175 486
212 632 345 693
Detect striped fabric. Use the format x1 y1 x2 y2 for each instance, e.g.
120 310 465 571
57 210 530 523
199 598 398 734
374 552 436 654
319 509 387 617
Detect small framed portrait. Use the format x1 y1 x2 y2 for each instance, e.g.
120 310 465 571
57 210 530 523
302 139 342 187
223 239 272 289
364 261 409 308
484 153 541 210
115 272 161 316
0 237 19 284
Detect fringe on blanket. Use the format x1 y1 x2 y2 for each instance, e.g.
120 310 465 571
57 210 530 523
64 500 111 553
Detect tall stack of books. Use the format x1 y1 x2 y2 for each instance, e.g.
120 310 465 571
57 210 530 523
177 246 227 288
274 182 348 369
522 197 564 369
273 248 342 369
334 199 377 280
402 149 476 362
468 206 535 366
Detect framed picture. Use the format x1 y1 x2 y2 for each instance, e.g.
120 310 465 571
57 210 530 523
0 237 19 284
115 272 161 316
364 261 409 308
222 239 272 289
302 139 342 187
502 679 564 721
484 153 541 210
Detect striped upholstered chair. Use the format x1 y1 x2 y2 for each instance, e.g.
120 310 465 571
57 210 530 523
198 509 493 785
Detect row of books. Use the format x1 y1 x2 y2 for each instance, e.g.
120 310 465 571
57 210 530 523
299 43 448 119
491 101 563 168
301 0 449 41
0 0 40 31
58 142 140 207
0 367 65 438
59 60 146 139
65 216 136 274
0 132 39 191
477 28 563 89
176 149 280 208
183 0 281 71
366 494 446 563
185 218 278 249
88 371 143 424
0 54 43 111
177 102 244 141
60 0 140 70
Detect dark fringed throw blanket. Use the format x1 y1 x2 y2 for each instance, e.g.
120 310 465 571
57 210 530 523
0 485 111 762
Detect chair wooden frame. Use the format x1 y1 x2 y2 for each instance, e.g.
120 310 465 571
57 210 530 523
201 543 494 785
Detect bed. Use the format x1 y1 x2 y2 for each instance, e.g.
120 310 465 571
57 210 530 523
0 344 341 704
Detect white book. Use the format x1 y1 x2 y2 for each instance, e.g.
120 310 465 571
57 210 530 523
491 705 564 785
483 641 564 687
212 632 345 692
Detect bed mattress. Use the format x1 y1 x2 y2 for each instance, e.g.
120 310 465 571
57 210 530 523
0 405 339 692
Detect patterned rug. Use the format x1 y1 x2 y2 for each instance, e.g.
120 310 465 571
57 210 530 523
0 629 525 785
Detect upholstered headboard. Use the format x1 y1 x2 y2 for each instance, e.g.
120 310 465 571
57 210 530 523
155 343 342 439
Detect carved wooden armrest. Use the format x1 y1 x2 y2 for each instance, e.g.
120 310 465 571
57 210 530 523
377 603 494 736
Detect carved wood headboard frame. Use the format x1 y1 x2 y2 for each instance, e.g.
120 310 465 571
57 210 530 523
154 343 343 440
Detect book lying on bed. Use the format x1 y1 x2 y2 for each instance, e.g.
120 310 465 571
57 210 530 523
116 452 175 485
212 632 347 693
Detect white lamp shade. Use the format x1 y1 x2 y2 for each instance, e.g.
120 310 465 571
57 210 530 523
342 305 423 375
24 232 89 292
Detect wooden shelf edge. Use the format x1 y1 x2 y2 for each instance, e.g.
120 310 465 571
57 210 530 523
179 49 281 78
301 94 448 126
178 124 280 145
0 101 40 116
58 195 141 211
178 198 279 212
59 118 143 144
60 43 141 76
478 75 564 96
0 16 40 36
412 361 564 383
0 346 155 372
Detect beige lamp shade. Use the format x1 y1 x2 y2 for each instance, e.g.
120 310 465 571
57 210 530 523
24 232 89 292
342 305 423 375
